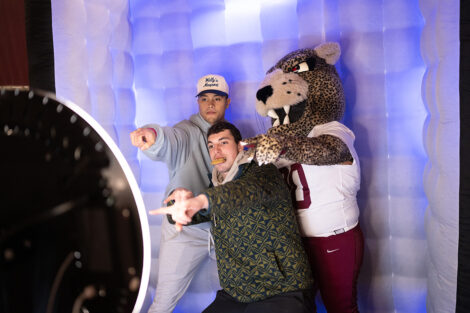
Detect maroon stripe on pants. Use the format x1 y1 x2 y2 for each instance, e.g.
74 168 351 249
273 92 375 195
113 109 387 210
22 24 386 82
302 224 364 313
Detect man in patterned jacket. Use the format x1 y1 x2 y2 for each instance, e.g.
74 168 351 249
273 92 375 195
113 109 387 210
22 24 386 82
150 121 314 313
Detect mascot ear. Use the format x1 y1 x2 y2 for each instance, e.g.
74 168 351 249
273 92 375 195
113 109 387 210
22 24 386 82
314 42 341 65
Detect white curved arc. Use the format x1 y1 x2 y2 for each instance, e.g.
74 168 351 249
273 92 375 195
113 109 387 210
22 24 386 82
37 90 151 313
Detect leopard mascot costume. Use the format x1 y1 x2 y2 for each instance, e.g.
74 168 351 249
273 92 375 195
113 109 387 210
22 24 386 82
244 42 364 313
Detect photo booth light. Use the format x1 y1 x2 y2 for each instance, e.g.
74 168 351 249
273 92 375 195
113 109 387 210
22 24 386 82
0 88 150 313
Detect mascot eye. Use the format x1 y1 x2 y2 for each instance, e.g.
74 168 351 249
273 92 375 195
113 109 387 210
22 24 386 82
292 62 309 73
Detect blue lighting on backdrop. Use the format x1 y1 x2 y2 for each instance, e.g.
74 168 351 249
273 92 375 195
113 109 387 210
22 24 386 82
49 0 460 310
127 0 437 312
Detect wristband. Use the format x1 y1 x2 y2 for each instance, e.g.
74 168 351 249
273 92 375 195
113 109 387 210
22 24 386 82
147 128 157 137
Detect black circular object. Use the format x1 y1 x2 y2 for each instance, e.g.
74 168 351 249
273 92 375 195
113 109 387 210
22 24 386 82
0 87 150 313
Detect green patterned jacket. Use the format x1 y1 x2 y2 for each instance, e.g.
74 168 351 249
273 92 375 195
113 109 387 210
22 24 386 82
202 161 313 303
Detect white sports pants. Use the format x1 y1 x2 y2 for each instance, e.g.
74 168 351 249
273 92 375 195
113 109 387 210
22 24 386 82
147 218 218 313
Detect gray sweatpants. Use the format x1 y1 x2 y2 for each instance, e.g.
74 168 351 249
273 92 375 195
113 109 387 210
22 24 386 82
148 218 218 313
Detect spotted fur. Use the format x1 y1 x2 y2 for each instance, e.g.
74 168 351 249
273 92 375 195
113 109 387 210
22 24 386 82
244 42 352 165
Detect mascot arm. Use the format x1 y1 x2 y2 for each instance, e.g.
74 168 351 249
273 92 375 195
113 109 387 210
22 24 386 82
242 133 352 166
282 134 353 165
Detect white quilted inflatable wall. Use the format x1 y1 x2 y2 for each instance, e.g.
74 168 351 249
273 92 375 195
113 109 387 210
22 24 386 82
421 1 460 313
51 0 460 312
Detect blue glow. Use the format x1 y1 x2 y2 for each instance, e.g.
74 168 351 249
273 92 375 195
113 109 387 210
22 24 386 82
128 0 431 312
225 0 262 44
191 7 227 48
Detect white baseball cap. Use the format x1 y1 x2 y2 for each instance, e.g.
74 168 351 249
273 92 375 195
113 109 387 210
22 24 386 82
196 74 229 97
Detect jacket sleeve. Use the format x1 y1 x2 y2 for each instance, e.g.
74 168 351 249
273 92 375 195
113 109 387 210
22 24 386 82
141 122 193 170
203 163 289 216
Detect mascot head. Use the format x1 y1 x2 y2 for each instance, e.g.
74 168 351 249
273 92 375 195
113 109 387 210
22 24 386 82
255 42 345 137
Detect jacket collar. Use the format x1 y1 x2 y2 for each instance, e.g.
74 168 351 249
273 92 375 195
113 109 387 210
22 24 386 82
208 161 253 187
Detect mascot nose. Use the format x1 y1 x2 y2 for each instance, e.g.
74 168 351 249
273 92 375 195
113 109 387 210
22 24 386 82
256 85 273 104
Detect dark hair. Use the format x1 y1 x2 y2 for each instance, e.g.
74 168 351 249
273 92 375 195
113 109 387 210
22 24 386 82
197 91 228 99
207 121 242 144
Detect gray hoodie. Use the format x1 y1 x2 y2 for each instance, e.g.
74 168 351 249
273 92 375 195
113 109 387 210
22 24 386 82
143 113 213 202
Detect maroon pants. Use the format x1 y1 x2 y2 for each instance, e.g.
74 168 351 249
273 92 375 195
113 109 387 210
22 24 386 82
302 225 364 313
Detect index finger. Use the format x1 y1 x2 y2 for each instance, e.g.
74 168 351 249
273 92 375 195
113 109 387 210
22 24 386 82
149 206 172 215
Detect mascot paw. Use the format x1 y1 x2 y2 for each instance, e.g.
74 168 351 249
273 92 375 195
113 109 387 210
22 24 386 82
241 134 283 165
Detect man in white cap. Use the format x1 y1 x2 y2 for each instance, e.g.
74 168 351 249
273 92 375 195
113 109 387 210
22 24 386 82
130 74 231 313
